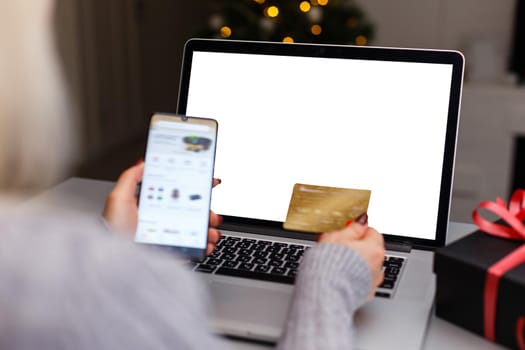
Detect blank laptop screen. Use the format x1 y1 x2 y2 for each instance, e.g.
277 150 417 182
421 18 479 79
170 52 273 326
180 41 462 244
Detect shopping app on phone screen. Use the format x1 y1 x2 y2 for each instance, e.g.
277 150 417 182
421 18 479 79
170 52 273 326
135 118 216 250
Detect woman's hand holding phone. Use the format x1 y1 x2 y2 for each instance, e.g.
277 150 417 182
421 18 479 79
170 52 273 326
102 162 144 235
103 162 222 256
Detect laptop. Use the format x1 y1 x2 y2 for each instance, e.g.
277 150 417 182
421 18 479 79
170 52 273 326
176 38 464 349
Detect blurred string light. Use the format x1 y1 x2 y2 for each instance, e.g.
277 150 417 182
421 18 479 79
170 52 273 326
265 6 279 18
311 24 322 35
220 26 232 38
299 1 311 12
198 0 374 46
355 35 367 46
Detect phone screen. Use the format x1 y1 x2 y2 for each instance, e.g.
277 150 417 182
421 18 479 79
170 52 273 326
135 113 218 260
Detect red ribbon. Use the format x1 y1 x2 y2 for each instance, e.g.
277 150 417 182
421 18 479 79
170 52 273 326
519 317 525 350
472 189 525 348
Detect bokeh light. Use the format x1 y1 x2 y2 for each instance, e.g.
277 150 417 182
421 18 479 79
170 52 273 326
220 26 232 38
299 1 311 12
355 35 367 46
311 24 322 35
265 6 279 18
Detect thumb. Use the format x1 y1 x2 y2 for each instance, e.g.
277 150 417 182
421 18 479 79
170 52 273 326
111 162 144 199
341 221 368 240
341 212 368 239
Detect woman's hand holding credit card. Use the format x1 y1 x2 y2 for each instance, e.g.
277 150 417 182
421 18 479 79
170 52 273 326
284 183 384 297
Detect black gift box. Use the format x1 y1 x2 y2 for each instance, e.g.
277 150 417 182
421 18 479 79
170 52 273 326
434 229 525 349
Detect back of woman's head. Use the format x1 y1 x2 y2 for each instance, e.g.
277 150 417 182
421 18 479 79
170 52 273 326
0 0 78 191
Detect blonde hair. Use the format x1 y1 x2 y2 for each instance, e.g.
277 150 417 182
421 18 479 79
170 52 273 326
0 1 78 190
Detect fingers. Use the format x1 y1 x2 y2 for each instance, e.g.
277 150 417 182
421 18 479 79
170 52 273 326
360 228 385 296
209 211 223 228
206 243 216 256
206 228 221 256
102 163 144 234
212 178 222 188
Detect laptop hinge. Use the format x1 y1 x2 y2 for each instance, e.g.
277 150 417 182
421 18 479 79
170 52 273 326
385 241 412 253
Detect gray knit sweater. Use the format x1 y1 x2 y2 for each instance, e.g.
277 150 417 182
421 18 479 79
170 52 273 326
0 211 371 349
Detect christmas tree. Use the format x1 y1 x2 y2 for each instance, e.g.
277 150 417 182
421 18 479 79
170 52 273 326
199 0 374 45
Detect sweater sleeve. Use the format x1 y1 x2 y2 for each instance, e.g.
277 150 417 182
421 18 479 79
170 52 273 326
0 213 227 350
276 243 372 350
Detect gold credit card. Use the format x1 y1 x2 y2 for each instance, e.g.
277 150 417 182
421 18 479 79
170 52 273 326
283 183 371 234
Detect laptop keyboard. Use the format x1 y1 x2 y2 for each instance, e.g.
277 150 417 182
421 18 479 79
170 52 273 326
191 235 405 298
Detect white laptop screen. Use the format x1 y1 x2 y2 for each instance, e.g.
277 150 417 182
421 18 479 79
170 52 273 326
179 40 463 245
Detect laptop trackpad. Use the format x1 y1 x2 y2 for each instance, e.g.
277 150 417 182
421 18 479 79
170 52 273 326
209 280 292 338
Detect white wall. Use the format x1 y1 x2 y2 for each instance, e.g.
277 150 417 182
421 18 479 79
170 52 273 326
359 0 517 82
359 0 516 51
357 0 522 223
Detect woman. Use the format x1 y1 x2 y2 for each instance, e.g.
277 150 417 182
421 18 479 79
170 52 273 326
0 1 384 349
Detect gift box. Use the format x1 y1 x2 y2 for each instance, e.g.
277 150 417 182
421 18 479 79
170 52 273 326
434 190 525 349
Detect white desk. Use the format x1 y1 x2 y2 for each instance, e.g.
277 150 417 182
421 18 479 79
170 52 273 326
26 177 506 350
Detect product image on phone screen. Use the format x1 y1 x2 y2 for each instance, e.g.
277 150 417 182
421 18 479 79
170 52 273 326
135 113 218 260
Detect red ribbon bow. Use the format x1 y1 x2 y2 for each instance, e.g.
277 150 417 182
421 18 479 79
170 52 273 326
472 189 525 348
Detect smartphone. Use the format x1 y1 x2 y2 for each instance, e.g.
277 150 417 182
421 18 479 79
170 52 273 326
135 113 218 260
